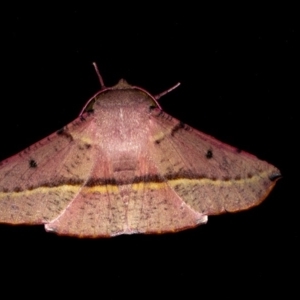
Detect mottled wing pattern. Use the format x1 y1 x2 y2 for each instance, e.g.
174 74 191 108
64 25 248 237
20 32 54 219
0 113 96 225
147 108 280 216
121 152 208 236
45 153 136 237
45 165 205 237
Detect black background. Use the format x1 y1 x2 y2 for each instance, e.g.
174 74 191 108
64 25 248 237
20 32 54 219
0 5 298 296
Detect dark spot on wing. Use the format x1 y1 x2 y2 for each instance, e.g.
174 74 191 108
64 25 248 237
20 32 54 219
29 159 37 168
78 143 92 151
206 150 213 159
154 135 164 145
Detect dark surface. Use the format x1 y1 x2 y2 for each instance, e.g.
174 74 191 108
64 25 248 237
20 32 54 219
0 5 297 296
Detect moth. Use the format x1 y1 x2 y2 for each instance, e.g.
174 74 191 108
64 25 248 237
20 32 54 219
0 64 281 238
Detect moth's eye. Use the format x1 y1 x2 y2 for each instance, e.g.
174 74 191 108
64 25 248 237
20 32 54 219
84 99 96 113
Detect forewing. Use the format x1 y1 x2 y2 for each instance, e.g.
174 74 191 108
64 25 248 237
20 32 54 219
0 113 97 224
148 108 280 216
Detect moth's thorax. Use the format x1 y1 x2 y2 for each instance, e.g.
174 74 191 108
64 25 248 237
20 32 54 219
92 88 154 170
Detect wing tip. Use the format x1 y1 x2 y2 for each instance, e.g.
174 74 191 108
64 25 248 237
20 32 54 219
269 172 282 182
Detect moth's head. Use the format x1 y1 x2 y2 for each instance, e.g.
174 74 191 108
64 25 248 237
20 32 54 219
80 79 160 116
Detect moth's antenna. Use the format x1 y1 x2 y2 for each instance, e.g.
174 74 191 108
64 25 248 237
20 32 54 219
155 82 181 100
79 63 106 116
92 62 106 89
